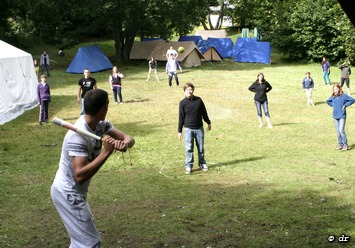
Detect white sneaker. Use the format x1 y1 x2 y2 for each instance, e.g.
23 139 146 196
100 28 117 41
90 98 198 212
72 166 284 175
258 123 263 128
268 123 273 129
199 164 208 171
185 167 192 174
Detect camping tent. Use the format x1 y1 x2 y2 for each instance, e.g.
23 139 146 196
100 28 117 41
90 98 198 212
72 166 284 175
0 40 38 125
195 30 227 40
233 38 271 64
206 37 234 58
130 40 165 60
146 41 205 67
196 40 222 61
178 35 203 45
66 45 113 74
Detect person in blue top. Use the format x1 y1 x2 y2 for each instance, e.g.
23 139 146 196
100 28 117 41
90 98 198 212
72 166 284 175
326 84 355 151
321 56 331 85
302 72 315 106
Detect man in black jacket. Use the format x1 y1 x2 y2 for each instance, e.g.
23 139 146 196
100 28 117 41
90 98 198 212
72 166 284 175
178 83 211 174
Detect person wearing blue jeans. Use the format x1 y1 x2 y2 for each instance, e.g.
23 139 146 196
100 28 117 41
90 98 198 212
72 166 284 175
178 83 211 174
166 54 182 87
326 84 355 150
248 72 273 128
322 56 331 85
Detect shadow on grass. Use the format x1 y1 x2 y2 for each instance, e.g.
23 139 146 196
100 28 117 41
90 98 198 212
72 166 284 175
210 156 265 168
124 98 150 104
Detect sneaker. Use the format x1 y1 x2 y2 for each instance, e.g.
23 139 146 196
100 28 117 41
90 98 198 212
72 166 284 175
185 167 192 174
267 123 273 129
341 145 349 151
258 123 263 128
199 164 208 171
335 146 343 150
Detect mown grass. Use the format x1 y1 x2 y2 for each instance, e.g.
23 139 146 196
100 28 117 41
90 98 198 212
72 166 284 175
1 41 355 247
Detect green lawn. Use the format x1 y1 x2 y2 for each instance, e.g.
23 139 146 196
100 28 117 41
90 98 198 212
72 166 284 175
1 43 354 247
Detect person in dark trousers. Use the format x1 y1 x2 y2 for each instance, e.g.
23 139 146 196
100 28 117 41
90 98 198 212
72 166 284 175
109 66 124 104
37 74 51 125
40 50 50 77
178 82 211 174
248 72 273 128
338 61 351 95
51 89 135 247
166 54 182 87
77 68 97 115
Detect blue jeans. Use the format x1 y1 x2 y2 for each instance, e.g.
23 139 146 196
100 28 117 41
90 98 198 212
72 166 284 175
323 71 331 85
184 127 205 168
334 118 347 146
254 100 270 117
112 86 122 103
168 72 179 86
41 64 50 76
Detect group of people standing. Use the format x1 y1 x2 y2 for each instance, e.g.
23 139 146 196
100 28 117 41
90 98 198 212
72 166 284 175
37 47 355 247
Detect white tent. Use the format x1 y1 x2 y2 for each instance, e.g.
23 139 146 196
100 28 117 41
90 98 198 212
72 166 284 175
0 40 38 125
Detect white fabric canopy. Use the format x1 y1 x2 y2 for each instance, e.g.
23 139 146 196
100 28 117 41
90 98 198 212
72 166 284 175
0 40 38 125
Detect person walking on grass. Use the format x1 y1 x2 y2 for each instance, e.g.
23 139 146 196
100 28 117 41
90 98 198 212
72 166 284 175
322 56 331 85
77 68 97 115
302 72 315 107
248 72 273 128
326 84 355 151
37 74 51 125
109 66 124 104
51 89 135 248
338 61 351 95
178 82 211 175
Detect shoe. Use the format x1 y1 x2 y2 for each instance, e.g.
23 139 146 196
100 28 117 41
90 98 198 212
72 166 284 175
199 164 208 171
185 167 192 174
267 123 273 129
39 122 43 125
341 145 349 151
115 102 118 105
258 124 263 128
335 146 343 150
120 102 123 104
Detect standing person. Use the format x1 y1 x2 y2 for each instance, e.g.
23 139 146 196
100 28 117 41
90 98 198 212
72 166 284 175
338 61 351 95
321 56 331 85
326 84 355 151
77 68 97 115
166 46 178 59
34 59 39 79
147 57 159 81
109 66 124 104
248 72 273 128
51 89 135 247
178 82 211 174
166 54 182 87
302 72 315 106
40 50 50 77
37 75 51 125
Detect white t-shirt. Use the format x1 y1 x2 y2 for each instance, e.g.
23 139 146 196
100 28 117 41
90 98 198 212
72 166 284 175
52 116 114 195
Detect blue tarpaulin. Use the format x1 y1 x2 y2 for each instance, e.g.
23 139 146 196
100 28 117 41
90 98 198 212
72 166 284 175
206 37 234 58
233 38 271 64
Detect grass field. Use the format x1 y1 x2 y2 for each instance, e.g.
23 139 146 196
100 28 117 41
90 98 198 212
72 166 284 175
1 41 355 247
